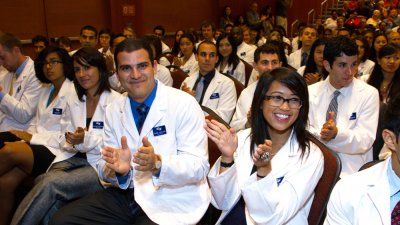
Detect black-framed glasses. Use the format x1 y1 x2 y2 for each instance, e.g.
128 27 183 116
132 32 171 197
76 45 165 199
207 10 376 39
264 95 302 109
43 59 62 68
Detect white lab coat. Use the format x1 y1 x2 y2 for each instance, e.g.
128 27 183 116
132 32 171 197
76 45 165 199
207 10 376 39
230 80 258 131
216 60 246 85
237 42 256 65
288 49 302 70
98 82 210 225
156 64 173 87
161 41 171 54
45 89 123 170
357 59 375 79
324 158 391 225
28 79 76 167
208 129 324 225
182 69 237 123
308 78 379 176
0 57 45 131
247 69 259 86
173 53 199 75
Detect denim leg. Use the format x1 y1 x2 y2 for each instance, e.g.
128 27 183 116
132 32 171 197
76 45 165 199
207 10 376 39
11 157 103 225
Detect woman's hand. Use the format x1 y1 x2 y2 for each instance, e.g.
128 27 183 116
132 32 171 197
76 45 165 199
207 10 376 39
9 130 32 142
65 127 85 145
173 57 182 67
304 73 321 85
252 139 273 177
204 119 237 162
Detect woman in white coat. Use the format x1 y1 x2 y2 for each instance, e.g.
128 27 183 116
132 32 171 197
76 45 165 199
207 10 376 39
205 67 324 225
216 34 246 85
172 33 199 74
0 46 74 225
10 47 122 225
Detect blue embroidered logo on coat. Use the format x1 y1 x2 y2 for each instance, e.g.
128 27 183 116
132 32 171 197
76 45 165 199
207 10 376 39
276 176 284 186
210 93 220 99
153 125 167 136
349 112 357 120
92 121 104 129
52 108 62 115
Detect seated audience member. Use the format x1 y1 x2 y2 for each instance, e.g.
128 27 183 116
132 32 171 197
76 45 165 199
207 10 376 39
153 25 171 54
230 43 283 132
216 34 246 85
32 35 49 58
370 33 388 62
354 36 375 79
107 33 127 93
142 35 173 86
0 46 74 225
50 38 210 225
291 22 307 52
297 39 329 85
0 33 44 132
170 29 184 55
288 25 317 70
56 36 72 52
231 26 257 64
387 30 400 46
181 41 237 123
206 67 324 224
195 20 216 49
366 10 381 28
224 24 233 34
172 33 199 74
324 10 339 30
336 27 351 38
123 26 136 39
367 44 400 103
363 29 375 48
11 47 121 225
98 28 113 57
324 93 400 225
308 36 380 177
220 6 234 30
69 25 98 55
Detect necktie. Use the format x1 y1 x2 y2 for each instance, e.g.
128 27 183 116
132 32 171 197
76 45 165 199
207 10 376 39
9 74 16 95
195 76 205 103
301 52 308 67
326 90 340 123
392 201 400 225
136 104 149 133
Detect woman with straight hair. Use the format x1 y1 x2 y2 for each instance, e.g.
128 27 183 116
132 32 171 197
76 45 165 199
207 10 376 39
10 47 123 225
0 46 74 225
206 67 324 224
216 34 246 85
172 33 199 74
367 44 400 103
297 39 329 85
354 36 375 79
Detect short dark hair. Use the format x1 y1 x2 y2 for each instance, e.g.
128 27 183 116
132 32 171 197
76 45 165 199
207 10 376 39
142 34 162 60
72 47 110 101
0 33 22 51
250 67 310 158
323 36 358 66
32 35 49 46
153 25 166 36
197 40 217 53
200 20 215 31
114 38 154 69
56 36 72 48
383 93 400 138
80 25 98 37
254 43 281 63
99 28 112 37
34 46 74 84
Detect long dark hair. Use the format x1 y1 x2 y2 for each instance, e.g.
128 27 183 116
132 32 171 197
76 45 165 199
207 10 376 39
369 32 387 62
304 39 329 79
367 44 400 101
72 47 111 101
250 67 311 158
171 29 185 55
354 36 371 63
216 34 240 74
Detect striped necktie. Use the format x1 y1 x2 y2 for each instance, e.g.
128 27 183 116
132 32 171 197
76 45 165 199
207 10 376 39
326 90 340 122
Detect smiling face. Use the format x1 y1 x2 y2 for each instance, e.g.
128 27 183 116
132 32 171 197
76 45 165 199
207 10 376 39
262 81 300 136
218 37 233 58
73 60 100 94
116 49 156 103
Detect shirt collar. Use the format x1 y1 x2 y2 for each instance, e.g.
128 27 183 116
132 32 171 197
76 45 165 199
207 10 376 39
15 57 29 77
199 69 215 84
324 76 354 98
387 157 400 197
129 80 158 109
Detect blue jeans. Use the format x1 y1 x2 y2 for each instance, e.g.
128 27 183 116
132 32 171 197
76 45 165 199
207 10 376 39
11 156 103 225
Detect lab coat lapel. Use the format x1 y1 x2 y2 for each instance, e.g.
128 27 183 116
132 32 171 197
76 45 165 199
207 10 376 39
202 71 220 105
120 97 139 140
139 85 166 138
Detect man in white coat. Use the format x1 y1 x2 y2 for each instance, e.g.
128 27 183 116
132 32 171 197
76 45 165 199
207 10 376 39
50 38 210 225
230 44 283 131
308 36 380 177
232 26 257 65
181 40 237 123
324 93 400 225
288 26 317 70
0 33 43 131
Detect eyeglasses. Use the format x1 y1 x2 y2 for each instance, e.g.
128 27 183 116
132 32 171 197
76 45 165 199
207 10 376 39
43 59 62 68
264 95 302 109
